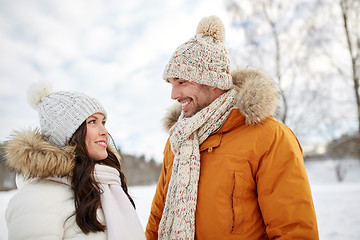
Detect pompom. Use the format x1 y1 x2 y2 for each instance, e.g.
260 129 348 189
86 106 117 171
27 81 53 109
196 15 225 42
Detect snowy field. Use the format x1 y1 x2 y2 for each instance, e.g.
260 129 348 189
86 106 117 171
1 159 359 240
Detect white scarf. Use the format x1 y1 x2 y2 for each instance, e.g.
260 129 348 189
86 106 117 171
158 88 238 239
94 164 145 240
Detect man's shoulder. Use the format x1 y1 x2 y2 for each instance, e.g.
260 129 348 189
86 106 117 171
223 116 297 143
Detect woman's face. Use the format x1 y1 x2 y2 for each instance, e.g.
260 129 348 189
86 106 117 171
85 113 108 161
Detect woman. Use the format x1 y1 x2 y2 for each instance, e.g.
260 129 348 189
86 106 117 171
4 82 145 240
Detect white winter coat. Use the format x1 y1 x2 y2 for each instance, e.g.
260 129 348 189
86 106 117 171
6 177 106 239
4 130 108 240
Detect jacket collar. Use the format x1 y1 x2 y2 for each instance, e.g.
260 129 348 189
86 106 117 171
199 110 245 152
3 129 75 178
163 67 279 131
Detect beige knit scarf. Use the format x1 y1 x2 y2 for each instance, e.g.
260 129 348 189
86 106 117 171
158 88 237 239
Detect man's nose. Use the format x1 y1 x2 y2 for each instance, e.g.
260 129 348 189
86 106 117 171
171 86 180 100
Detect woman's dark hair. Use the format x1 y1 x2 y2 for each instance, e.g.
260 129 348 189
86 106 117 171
69 120 134 234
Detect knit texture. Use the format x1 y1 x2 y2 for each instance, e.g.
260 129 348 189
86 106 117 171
27 81 107 147
94 164 145 240
163 15 232 90
38 91 106 147
158 88 238 239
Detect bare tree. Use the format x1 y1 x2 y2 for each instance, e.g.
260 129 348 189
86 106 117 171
225 0 329 139
339 0 360 132
309 0 360 142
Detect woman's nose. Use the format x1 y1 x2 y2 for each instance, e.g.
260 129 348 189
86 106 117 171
99 124 108 135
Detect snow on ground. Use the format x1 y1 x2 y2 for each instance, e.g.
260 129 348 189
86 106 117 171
305 159 360 239
0 159 359 240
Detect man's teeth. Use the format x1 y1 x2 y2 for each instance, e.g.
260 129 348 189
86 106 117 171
181 101 190 107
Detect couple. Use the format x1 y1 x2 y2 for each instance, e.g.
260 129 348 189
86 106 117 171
4 16 319 240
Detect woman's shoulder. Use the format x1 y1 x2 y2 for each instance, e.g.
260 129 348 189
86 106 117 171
20 177 72 194
7 178 74 217
5 178 106 240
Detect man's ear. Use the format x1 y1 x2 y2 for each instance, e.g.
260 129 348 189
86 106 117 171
210 86 224 91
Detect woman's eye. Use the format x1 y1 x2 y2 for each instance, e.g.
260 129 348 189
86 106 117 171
88 120 96 124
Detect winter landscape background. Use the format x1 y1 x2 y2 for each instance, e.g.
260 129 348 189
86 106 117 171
1 158 360 240
1 0 359 163
1 0 359 239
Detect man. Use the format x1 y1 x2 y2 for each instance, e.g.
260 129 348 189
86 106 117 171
146 15 319 240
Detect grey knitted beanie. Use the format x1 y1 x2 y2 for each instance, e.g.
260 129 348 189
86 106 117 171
27 81 107 147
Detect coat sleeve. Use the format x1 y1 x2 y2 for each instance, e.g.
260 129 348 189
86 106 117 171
145 139 173 240
6 181 73 240
256 123 319 239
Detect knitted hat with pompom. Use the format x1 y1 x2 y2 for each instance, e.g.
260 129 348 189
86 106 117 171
163 15 232 90
27 81 107 147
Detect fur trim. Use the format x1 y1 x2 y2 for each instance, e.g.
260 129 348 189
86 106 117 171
162 102 182 131
162 67 279 130
3 129 75 178
232 67 279 125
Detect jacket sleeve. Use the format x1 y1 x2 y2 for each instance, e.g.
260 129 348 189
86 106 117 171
6 181 72 240
145 139 173 240
257 123 319 239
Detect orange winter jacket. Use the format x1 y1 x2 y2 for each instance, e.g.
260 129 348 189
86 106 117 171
146 67 319 239
146 111 318 240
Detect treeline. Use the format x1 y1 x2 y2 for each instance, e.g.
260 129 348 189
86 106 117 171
2 132 359 190
0 144 162 191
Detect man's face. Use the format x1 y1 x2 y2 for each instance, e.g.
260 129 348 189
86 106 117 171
168 78 216 118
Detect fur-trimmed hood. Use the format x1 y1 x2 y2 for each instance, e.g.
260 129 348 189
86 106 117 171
3 129 75 178
163 67 279 130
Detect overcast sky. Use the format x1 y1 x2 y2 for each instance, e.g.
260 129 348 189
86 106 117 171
0 0 233 162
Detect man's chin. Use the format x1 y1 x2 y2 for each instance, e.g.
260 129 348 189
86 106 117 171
183 109 199 118
183 111 194 118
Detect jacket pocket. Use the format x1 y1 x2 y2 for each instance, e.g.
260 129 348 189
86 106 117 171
232 170 245 234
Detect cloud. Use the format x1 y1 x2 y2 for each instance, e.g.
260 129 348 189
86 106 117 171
0 0 230 162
